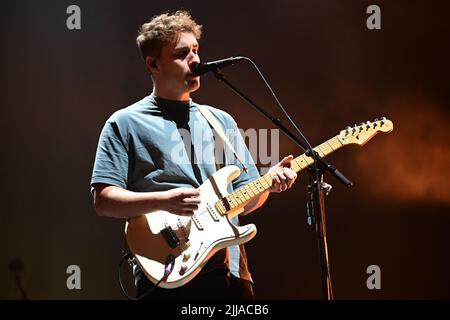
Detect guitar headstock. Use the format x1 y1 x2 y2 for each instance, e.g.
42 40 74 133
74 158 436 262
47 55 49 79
337 117 394 146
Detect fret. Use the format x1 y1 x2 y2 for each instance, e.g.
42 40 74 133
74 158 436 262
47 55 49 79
314 145 326 157
241 187 252 200
300 154 314 167
240 186 252 200
318 143 332 155
223 196 233 209
230 193 243 206
236 191 245 204
330 137 343 149
237 188 249 202
215 200 226 214
290 161 300 172
325 140 336 152
327 138 338 150
263 174 273 189
259 176 270 189
245 183 255 197
254 180 265 192
292 158 301 172
251 181 259 194
249 182 259 196
245 184 256 197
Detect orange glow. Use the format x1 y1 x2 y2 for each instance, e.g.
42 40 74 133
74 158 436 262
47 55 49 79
354 98 450 204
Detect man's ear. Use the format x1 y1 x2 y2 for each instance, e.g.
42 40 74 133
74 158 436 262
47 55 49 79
146 56 159 73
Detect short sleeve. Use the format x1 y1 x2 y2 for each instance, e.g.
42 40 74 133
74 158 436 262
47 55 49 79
90 119 129 192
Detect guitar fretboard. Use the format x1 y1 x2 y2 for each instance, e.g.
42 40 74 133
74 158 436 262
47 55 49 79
214 136 344 215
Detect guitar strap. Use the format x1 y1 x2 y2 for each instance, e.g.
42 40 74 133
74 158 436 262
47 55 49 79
197 105 248 173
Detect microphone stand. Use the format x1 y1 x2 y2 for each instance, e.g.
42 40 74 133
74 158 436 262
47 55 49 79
212 68 352 300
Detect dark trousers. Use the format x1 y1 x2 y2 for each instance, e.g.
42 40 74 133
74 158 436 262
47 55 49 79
135 268 255 300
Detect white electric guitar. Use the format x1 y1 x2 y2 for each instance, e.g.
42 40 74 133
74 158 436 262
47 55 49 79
125 118 393 288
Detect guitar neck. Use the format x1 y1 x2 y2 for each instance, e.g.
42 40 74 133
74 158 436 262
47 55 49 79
215 135 344 214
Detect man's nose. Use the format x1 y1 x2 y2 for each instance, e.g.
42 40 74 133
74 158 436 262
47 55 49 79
188 54 200 72
190 52 200 64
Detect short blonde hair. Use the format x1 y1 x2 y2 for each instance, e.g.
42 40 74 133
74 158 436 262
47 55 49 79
136 10 202 60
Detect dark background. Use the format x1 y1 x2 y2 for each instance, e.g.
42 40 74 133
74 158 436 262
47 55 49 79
1 0 449 299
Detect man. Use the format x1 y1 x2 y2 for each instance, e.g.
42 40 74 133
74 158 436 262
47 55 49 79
91 10 297 300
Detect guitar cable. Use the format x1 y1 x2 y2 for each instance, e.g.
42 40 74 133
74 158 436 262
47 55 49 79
118 252 175 300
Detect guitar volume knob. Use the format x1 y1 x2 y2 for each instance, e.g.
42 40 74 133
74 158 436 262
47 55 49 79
183 252 191 261
179 262 188 274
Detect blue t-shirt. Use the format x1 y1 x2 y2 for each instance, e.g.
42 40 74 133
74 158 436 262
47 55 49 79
91 94 260 282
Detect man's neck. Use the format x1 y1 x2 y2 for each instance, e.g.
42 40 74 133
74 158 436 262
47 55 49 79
152 88 190 102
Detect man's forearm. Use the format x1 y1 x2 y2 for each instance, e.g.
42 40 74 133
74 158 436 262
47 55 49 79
94 185 163 219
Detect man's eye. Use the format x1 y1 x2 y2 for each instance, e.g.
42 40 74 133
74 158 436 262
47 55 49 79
175 50 189 59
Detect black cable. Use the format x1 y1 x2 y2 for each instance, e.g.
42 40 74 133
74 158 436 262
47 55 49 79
241 57 316 156
240 57 322 214
118 252 164 301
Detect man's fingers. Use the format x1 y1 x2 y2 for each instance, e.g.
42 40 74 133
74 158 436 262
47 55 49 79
275 172 287 191
185 205 199 211
277 155 294 167
269 159 299 193
183 197 201 205
271 167 298 192
273 175 281 185
283 168 297 188
180 189 200 197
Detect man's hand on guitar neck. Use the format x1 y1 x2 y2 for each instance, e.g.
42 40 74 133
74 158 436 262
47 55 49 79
268 155 298 193
241 155 298 215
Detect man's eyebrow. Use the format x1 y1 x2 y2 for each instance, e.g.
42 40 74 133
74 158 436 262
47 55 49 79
173 44 199 51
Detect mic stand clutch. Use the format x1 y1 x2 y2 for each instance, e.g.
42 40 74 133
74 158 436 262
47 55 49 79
212 68 352 300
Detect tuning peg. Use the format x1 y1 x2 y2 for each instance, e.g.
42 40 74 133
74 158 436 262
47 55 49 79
352 125 357 133
380 117 386 125
366 121 371 129
359 122 364 132
345 126 351 135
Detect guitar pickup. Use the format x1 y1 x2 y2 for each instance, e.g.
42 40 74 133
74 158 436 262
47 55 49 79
160 226 180 249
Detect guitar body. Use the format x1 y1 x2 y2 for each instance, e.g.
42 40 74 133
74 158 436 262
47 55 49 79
125 165 257 289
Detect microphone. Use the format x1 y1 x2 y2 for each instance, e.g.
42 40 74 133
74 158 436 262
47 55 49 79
190 56 245 76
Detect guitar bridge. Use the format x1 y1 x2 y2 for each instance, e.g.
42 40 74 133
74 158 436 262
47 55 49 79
160 226 180 249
